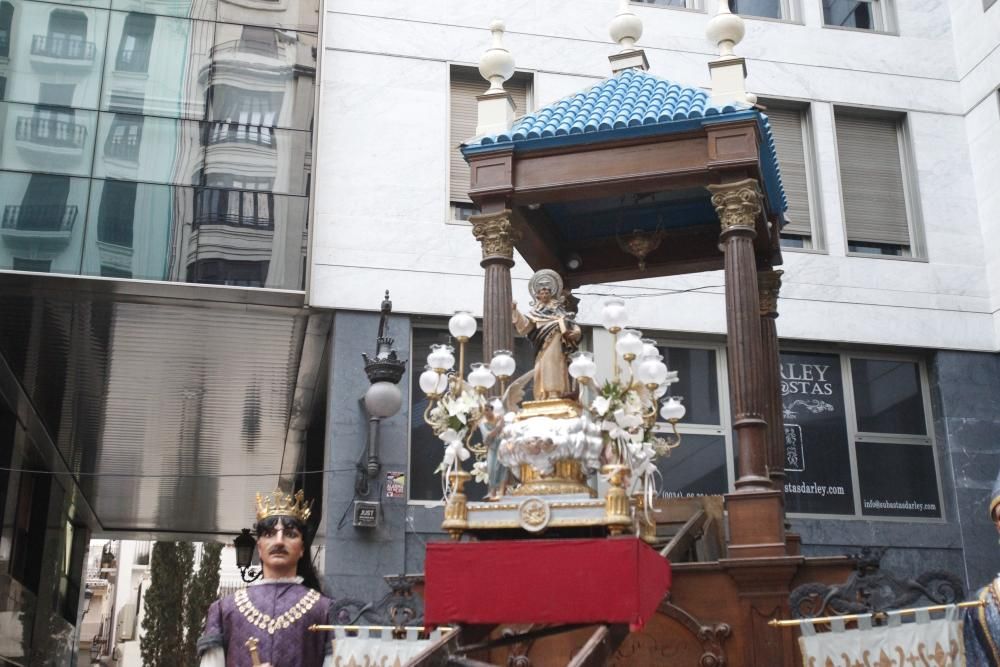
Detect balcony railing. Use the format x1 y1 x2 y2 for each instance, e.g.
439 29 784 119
31 35 96 61
193 190 275 231
16 116 88 150
2 205 78 232
203 121 275 148
210 39 285 59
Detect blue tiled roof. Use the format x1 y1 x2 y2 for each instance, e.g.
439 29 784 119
462 68 788 218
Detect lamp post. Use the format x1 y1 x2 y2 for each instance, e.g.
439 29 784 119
233 529 261 583
361 291 407 482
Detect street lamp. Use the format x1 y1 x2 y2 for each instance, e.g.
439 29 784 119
233 529 261 583
360 291 407 480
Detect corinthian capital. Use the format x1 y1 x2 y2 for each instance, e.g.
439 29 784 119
470 209 521 265
707 179 763 236
757 268 783 317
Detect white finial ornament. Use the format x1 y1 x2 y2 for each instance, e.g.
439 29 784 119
609 0 643 53
479 20 515 93
705 1 745 58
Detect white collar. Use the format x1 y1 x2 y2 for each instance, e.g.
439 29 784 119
250 576 303 586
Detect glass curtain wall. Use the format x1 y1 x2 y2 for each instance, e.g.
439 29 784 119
0 0 317 289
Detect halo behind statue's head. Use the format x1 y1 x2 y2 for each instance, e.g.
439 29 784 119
528 269 563 303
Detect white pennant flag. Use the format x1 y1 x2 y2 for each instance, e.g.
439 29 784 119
798 606 966 667
330 626 446 667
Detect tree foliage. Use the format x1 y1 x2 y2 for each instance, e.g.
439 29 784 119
141 541 222 667
183 542 223 665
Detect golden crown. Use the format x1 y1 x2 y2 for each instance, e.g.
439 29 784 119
255 489 313 523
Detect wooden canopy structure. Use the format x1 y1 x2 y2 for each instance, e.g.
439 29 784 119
431 61 855 665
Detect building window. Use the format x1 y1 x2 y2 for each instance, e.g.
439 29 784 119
728 0 794 20
633 339 940 519
655 344 730 498
11 174 75 231
632 0 702 8
186 259 269 287
36 9 94 60
115 13 155 73
239 25 277 56
208 84 281 146
834 108 917 257
449 66 530 219
765 104 818 248
0 2 13 58
97 180 136 248
104 113 143 162
822 0 889 32
12 258 52 272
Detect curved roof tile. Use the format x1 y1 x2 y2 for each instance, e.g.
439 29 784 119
465 68 787 216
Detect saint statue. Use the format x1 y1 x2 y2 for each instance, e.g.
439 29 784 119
512 269 582 401
198 490 335 667
964 472 1000 665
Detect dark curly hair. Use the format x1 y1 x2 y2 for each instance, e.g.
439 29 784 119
253 515 323 594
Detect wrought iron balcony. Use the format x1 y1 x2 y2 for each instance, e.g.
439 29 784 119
104 136 140 162
16 116 88 150
2 205 78 233
202 121 276 148
31 35 96 61
193 190 275 231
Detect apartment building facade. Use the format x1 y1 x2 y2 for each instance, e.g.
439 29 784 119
312 0 1000 615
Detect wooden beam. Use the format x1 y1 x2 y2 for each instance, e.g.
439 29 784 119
566 624 630 667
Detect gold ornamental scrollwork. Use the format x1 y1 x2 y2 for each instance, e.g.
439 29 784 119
470 209 521 264
707 179 763 236
757 268 784 317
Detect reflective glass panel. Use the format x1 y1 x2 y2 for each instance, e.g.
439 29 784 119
0 170 88 274
851 359 926 435
94 113 204 185
823 0 875 29
112 0 217 21
100 13 212 120
217 0 319 32
208 28 316 131
202 124 311 195
4 2 109 109
1 101 97 177
656 433 728 498
857 442 940 518
659 346 720 425
730 0 783 18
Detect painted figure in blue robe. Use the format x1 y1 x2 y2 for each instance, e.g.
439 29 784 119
964 472 1000 665
198 489 335 667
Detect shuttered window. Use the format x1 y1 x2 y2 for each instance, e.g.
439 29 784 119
767 107 812 239
835 110 911 250
449 67 529 205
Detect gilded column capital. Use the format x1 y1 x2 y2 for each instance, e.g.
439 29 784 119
470 209 521 265
707 179 763 236
757 268 783 318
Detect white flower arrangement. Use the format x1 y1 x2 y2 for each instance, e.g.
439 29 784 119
429 384 486 496
588 379 664 508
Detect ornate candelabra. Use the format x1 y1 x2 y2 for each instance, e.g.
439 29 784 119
419 293 687 541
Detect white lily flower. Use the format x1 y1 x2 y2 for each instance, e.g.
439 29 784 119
591 395 612 416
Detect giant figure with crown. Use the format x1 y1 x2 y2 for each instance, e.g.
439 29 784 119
198 489 335 667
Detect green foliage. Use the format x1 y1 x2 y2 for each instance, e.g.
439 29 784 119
141 541 222 667
183 542 223 665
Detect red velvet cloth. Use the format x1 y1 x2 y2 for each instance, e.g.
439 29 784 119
424 538 671 631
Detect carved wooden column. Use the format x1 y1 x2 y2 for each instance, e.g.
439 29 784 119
709 179 786 559
758 268 784 491
470 209 520 363
708 180 770 491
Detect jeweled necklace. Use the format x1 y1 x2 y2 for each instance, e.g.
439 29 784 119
235 588 321 635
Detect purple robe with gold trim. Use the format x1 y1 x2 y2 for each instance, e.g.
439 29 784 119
198 580 333 667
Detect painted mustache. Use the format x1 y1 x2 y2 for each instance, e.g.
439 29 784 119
268 546 289 555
